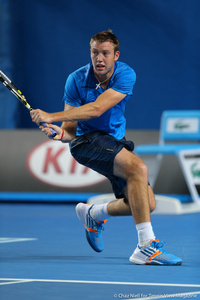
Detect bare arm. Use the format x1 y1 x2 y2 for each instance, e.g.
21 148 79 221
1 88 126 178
30 88 126 124
40 104 77 142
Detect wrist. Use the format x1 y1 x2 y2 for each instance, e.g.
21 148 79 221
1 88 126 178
59 129 65 141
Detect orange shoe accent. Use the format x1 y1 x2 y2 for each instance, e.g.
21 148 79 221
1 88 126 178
84 219 107 232
147 250 162 262
97 219 107 224
84 224 98 233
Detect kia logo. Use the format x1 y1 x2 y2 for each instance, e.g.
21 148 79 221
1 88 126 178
27 140 106 188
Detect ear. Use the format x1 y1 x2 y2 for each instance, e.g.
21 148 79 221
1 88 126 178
114 51 120 61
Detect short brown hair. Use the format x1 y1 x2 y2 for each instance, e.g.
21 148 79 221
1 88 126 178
90 29 119 53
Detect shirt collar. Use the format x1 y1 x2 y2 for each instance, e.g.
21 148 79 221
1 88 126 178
81 62 117 89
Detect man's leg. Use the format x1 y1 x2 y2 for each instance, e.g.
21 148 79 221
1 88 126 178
90 148 156 219
75 138 182 264
107 185 156 217
108 147 156 249
111 148 151 224
77 147 156 251
85 147 182 265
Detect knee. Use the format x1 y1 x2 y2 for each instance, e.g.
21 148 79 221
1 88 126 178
129 159 148 181
114 150 148 182
138 161 148 177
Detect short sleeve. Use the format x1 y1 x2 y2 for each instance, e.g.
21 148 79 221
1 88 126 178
62 73 82 107
111 65 136 96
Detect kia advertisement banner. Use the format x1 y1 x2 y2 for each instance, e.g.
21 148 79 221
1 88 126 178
0 130 111 194
0 129 189 196
27 140 106 189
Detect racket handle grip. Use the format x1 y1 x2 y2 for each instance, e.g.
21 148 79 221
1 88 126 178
40 122 57 138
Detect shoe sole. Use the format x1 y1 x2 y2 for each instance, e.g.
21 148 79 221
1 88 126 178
129 255 182 265
129 256 146 265
85 230 102 253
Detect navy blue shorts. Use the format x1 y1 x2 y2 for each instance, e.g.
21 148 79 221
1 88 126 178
70 131 134 199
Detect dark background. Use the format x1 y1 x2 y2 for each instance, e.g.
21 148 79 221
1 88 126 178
0 0 200 130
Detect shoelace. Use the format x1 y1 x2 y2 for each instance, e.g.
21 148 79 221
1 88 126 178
88 206 106 235
92 221 105 237
151 240 166 249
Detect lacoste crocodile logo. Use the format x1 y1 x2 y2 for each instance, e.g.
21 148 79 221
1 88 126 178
174 120 190 130
191 162 200 178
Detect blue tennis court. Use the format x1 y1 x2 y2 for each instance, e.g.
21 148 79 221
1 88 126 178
0 201 200 300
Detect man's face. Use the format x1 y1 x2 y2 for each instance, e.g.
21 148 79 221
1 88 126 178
90 41 120 79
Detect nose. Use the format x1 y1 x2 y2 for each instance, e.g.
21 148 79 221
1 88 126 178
97 53 103 61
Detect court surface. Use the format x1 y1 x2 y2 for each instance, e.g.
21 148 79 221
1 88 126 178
0 202 200 300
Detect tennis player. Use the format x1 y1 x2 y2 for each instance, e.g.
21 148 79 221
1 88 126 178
30 30 182 265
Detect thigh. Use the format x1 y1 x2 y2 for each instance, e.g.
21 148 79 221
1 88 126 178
70 132 124 177
115 148 156 211
113 147 145 180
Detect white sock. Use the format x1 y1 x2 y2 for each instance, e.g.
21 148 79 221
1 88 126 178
136 222 155 248
89 203 110 222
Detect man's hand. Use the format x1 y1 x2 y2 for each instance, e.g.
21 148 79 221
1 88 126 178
30 109 52 125
39 123 63 140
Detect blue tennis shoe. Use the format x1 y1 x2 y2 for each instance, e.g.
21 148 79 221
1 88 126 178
75 203 107 252
129 239 182 265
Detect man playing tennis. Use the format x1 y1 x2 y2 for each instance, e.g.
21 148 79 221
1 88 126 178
30 30 182 265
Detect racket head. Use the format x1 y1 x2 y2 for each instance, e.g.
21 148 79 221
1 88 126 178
0 70 32 111
0 70 57 137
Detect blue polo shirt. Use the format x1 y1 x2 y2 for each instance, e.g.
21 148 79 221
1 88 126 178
63 61 136 140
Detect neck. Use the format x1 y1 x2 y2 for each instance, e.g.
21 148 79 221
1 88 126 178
94 72 113 90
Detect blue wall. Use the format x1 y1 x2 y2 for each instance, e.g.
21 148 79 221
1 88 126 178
1 0 200 129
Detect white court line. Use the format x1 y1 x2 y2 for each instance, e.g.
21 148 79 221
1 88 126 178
0 238 37 244
0 280 33 286
0 278 200 288
0 279 199 299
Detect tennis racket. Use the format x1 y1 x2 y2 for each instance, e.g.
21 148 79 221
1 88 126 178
0 70 57 137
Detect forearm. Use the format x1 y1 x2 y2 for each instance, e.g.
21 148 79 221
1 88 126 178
49 102 101 123
49 89 126 123
30 89 126 125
